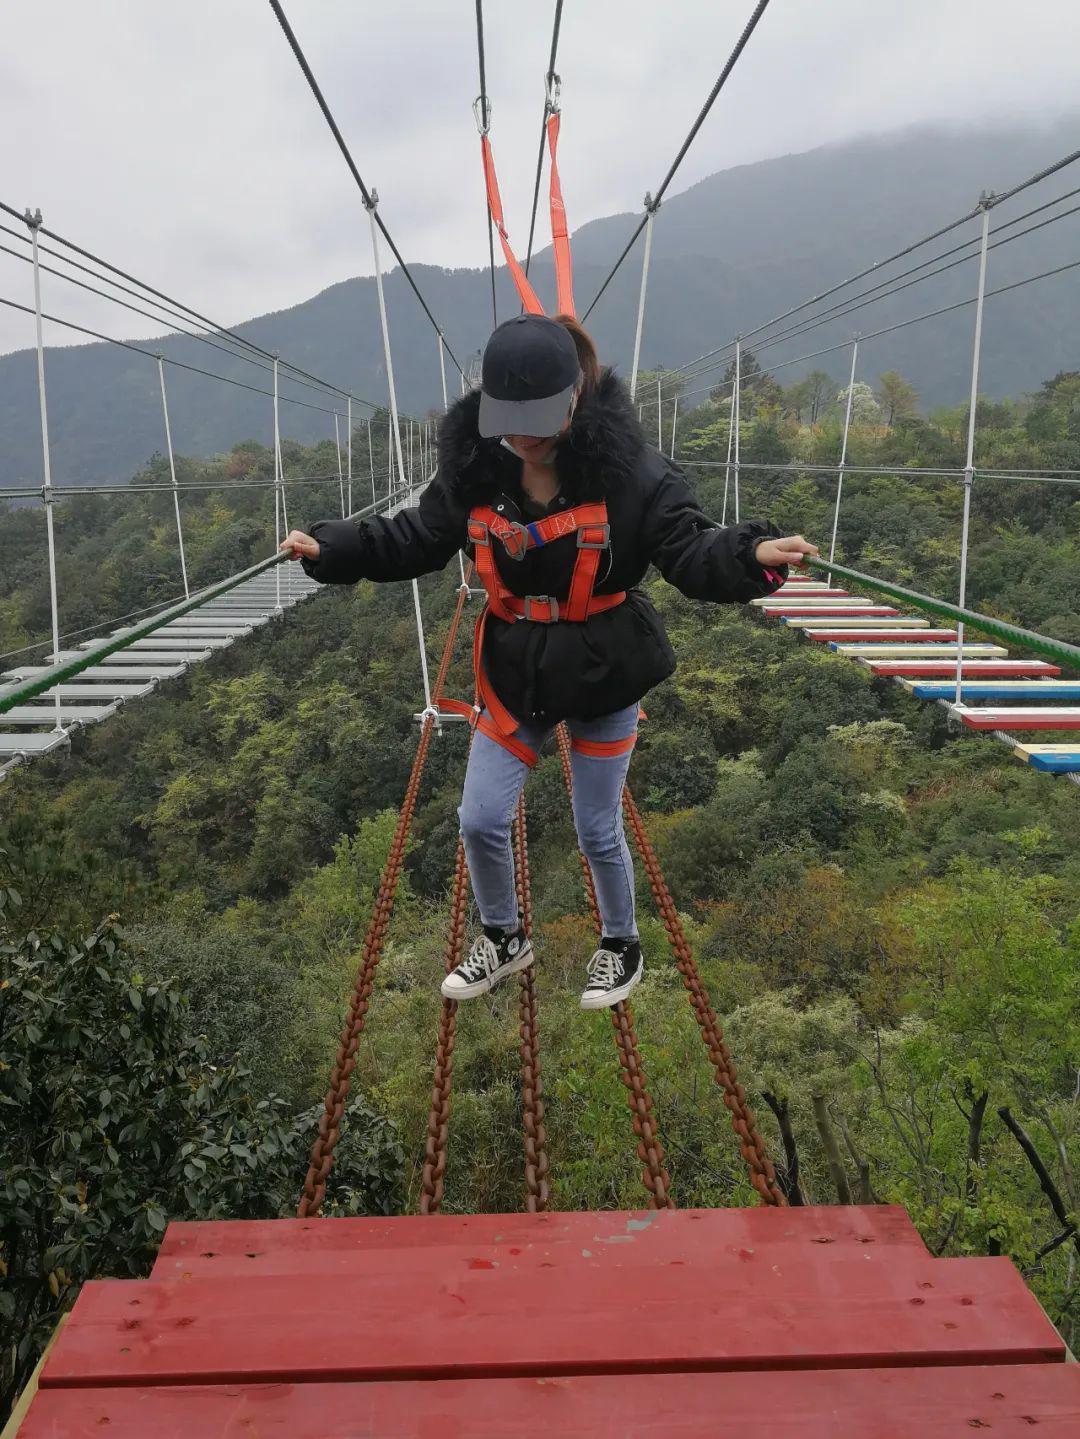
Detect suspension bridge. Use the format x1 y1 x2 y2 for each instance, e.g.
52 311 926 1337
4 1 1080 1434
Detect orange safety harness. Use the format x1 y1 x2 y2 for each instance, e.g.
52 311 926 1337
438 500 637 767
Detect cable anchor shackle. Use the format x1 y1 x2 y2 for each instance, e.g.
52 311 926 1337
643 191 661 216
362 187 379 214
24 207 43 232
472 95 492 136
544 71 562 114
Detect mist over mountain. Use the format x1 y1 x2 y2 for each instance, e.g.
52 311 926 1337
2 112 1079 487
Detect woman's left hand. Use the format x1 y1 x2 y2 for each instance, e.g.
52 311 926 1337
754 534 820 569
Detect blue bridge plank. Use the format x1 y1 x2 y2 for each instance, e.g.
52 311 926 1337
910 682 1080 701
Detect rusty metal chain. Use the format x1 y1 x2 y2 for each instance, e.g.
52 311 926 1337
297 579 471 1218
513 794 549 1212
419 837 469 1214
297 717 436 1217
555 723 673 1210
611 998 674 1209
621 785 786 1207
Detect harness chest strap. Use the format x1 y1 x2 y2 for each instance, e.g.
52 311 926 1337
439 499 632 765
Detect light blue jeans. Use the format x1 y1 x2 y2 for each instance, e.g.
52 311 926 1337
458 704 639 939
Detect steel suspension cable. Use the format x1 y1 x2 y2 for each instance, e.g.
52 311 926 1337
674 190 1080 391
0 229 378 410
524 0 564 278
0 198 362 403
266 0 465 378
474 0 498 326
581 0 773 321
662 145 1080 388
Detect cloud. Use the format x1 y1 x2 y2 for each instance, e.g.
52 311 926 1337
1 0 1078 358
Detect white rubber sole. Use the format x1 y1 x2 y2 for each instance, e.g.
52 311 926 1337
441 942 535 1001
579 963 644 1010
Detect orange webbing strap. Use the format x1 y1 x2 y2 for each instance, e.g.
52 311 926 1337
570 732 637 758
481 134 544 316
467 515 516 622
546 110 575 317
472 501 609 553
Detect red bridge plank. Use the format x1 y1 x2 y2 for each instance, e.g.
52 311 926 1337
869 660 1062 677
21 1365 1080 1438
152 1204 926 1279
42 1257 1063 1389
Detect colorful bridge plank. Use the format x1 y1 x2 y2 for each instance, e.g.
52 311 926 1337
1014 743 1080 773
952 706 1080 731
910 681 1080 700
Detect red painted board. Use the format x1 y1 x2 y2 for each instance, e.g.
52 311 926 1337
152 1204 926 1279
955 708 1080 731
42 1257 1063 1388
20 1365 1080 1438
869 661 1062 677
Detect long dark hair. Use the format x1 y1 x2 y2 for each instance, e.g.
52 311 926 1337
555 313 601 396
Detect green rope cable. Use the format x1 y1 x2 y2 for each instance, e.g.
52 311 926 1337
805 557 1080 673
0 494 387 715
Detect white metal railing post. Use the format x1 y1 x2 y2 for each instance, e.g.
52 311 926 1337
721 369 735 525
438 332 448 409
955 197 993 706
670 394 679 460
628 195 658 402
157 355 189 599
364 190 408 500
26 208 64 731
272 355 284 611
346 398 353 515
656 373 663 448
364 188 432 714
367 417 376 506
733 339 742 524
828 336 859 588
334 413 345 517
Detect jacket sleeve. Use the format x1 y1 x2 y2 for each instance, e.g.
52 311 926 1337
642 463 787 604
299 475 465 585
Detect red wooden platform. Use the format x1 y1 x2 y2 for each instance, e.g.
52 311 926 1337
14 1206 1079 1436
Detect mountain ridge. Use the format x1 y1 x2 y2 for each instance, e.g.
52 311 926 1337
3 112 1079 486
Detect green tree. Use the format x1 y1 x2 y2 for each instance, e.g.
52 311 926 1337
876 371 919 427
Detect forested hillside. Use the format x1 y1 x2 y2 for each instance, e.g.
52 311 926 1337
3 112 1080 485
2 368 1079 1418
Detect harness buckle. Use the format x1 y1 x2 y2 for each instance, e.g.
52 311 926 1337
498 520 530 561
467 517 490 546
577 522 610 550
523 595 559 623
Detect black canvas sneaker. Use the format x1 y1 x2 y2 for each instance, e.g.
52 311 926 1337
579 938 644 1010
441 925 534 1000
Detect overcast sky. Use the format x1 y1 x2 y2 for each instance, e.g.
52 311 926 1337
1 0 1079 359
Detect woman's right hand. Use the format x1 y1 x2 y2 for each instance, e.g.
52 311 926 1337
280 529 320 561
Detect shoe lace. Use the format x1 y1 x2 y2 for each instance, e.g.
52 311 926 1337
459 934 500 981
586 947 625 989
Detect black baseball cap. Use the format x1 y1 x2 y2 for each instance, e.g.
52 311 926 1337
478 314 582 438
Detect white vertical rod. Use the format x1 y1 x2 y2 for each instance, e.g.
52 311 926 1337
387 413 394 499
828 337 859 587
438 332 449 409
365 196 407 502
273 356 283 610
346 398 353 516
334 413 345 517
955 201 992 707
367 417 376 507
733 339 742 525
365 193 428 709
721 374 735 526
628 200 656 402
407 418 414 490
27 210 64 732
157 356 189 599
656 374 663 448
670 394 679 460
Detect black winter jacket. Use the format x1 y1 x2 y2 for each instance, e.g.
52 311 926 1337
301 368 786 724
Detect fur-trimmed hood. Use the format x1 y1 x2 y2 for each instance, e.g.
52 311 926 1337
437 366 646 505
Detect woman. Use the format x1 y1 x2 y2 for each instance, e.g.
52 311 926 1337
282 314 818 1010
